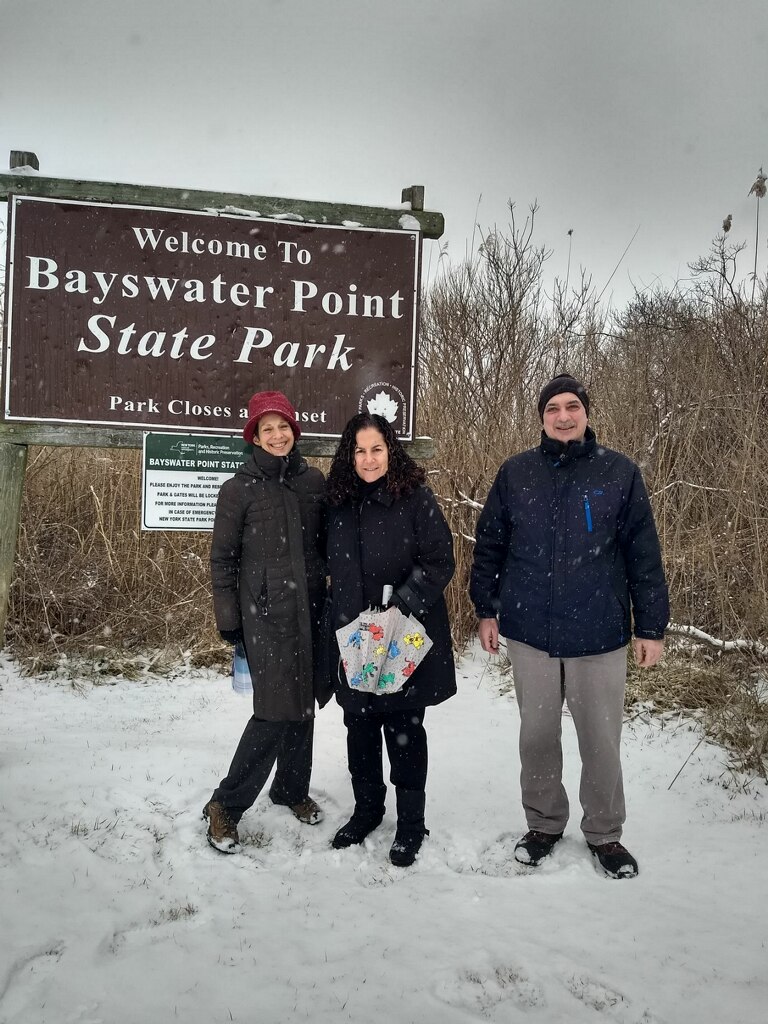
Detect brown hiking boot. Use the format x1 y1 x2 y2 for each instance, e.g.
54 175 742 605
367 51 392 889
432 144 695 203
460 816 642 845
272 795 324 825
202 801 240 853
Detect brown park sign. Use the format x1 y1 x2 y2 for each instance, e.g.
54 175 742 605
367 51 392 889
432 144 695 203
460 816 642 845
2 196 422 437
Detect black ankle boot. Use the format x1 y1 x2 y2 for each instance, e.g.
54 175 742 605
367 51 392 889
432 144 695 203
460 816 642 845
331 809 384 849
389 788 428 867
389 827 429 866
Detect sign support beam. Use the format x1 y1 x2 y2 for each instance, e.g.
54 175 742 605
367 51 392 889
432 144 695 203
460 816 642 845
0 442 28 647
0 422 434 458
0 159 444 239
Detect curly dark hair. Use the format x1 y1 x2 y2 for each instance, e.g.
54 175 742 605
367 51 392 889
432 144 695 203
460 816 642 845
326 413 426 505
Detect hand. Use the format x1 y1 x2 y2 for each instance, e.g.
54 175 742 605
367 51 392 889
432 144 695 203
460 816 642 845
478 617 500 655
632 637 664 668
219 627 244 645
387 594 410 614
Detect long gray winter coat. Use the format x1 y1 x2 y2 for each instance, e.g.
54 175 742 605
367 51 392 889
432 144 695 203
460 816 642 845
210 445 327 722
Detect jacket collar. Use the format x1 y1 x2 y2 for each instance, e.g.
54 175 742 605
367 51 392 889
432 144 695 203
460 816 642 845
539 426 597 466
244 445 306 481
356 479 396 507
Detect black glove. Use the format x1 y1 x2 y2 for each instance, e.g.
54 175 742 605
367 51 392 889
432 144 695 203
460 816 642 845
219 627 244 645
387 594 410 615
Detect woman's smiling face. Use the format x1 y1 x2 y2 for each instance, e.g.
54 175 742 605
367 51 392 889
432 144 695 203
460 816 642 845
255 413 295 456
353 426 389 482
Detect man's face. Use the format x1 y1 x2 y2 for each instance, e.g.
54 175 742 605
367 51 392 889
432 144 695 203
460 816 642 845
542 392 588 443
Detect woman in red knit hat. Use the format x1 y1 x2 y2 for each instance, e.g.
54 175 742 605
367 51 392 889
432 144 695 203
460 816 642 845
203 391 329 853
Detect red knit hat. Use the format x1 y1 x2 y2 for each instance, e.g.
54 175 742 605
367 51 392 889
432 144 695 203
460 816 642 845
242 391 301 445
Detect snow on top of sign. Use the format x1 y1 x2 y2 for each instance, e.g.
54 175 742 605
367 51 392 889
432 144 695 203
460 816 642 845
341 220 363 228
204 205 307 223
6 165 40 175
207 205 263 218
398 214 422 231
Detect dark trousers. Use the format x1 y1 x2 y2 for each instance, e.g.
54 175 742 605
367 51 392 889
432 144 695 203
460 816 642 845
343 707 427 813
211 716 314 823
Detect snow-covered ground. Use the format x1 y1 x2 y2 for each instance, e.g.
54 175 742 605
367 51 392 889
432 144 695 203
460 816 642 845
1 646 765 1024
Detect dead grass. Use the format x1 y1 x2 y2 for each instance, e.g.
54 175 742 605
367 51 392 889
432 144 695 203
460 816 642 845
626 651 768 778
8 446 227 675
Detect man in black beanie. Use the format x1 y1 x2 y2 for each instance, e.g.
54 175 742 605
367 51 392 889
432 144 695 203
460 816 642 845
470 374 668 879
536 373 590 420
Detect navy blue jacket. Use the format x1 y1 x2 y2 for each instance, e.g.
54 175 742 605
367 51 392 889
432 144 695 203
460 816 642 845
470 429 669 658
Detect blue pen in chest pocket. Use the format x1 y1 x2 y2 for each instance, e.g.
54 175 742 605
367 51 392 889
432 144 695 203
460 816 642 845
583 492 593 533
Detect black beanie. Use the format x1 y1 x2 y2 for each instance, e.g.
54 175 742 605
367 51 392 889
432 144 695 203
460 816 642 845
537 374 590 420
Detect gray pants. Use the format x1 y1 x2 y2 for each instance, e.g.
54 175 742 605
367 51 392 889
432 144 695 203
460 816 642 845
505 639 628 844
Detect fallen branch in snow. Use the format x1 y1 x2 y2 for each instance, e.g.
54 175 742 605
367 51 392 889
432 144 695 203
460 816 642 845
667 623 768 658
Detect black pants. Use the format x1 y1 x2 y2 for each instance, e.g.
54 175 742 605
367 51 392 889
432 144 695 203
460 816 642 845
343 707 427 812
211 716 313 823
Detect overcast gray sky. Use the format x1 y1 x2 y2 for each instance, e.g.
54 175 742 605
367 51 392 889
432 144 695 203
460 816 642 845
2 0 767 309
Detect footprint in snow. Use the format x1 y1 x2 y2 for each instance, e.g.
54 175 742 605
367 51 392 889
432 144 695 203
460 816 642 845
461 831 537 878
0 941 66 1018
564 973 666 1023
434 962 544 1017
565 972 627 1012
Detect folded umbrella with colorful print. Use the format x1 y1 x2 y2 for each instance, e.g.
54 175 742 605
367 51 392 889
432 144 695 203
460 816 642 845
335 604 433 695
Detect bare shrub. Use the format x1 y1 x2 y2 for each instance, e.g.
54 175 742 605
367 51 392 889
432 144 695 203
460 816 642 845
626 649 768 779
597 245 768 643
8 446 221 673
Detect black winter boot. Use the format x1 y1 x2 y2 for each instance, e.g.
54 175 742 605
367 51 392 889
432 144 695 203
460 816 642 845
331 809 385 849
390 789 429 867
588 841 639 879
332 777 386 849
514 830 563 867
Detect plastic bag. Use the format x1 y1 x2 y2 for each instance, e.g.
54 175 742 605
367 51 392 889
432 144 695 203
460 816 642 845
232 641 253 695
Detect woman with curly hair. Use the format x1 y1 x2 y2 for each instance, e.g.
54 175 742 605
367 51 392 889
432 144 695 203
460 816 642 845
325 413 456 866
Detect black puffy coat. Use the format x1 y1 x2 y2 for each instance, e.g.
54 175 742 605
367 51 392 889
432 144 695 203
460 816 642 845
327 483 457 712
210 445 327 721
470 429 669 658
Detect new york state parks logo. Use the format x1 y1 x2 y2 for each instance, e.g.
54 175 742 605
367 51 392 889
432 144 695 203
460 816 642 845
359 382 408 435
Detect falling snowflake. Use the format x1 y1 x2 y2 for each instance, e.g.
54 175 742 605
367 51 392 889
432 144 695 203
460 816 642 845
367 391 399 422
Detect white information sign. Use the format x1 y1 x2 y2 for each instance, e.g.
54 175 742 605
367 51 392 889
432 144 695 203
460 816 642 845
141 433 250 531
